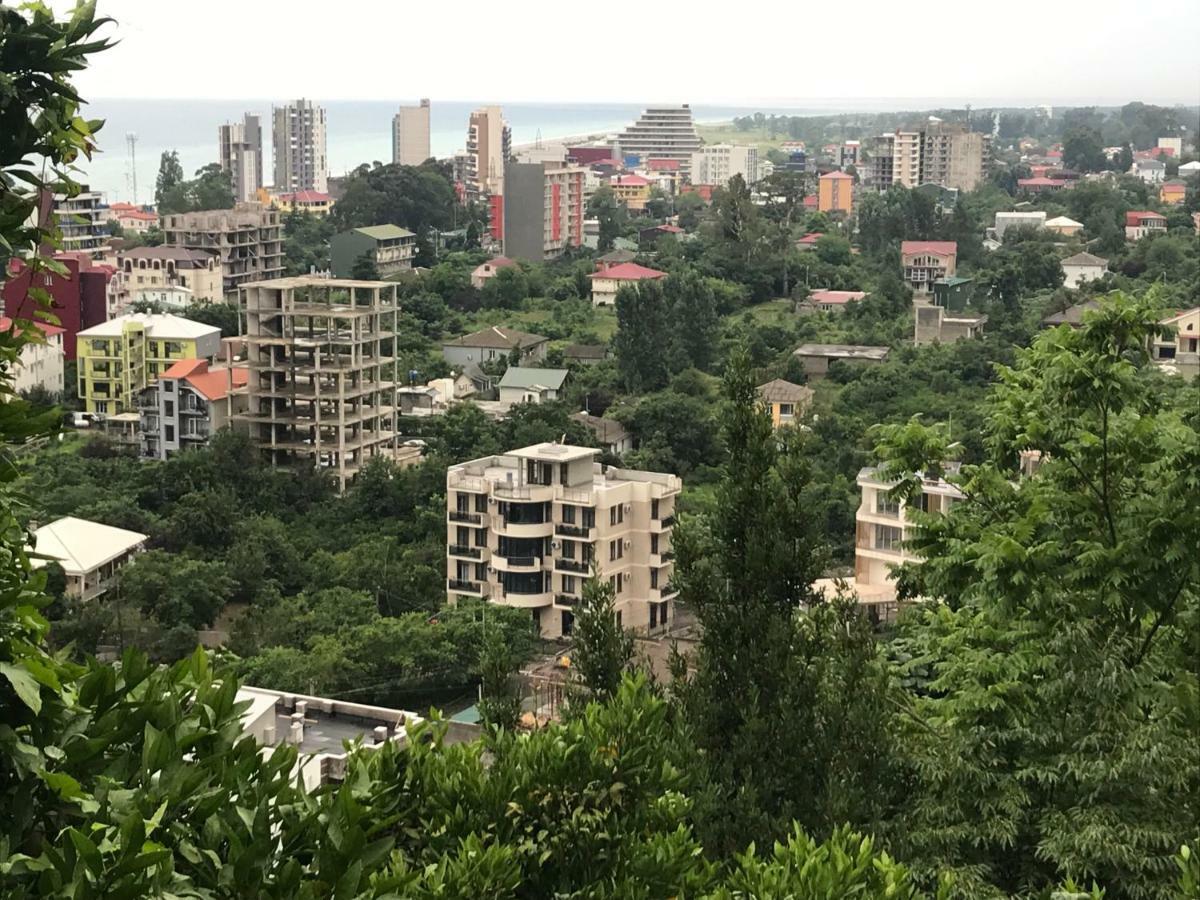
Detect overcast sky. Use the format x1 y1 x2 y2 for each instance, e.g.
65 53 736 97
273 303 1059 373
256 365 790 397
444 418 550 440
72 0 1200 106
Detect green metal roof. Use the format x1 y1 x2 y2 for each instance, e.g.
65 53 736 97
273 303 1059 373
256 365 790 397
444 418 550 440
499 366 570 391
353 224 414 239
936 276 973 287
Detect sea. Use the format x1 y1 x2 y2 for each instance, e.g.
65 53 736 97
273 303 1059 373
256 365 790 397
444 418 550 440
77 99 824 202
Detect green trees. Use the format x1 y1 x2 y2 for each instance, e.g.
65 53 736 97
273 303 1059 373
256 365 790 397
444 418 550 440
154 158 234 214
570 573 634 702
585 185 626 251
614 272 720 392
672 349 898 852
281 208 335 274
331 161 456 234
876 294 1200 897
1062 126 1106 172
153 150 186 211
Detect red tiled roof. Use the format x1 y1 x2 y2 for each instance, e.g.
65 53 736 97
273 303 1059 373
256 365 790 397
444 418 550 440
109 201 139 212
162 358 248 401
481 255 516 269
1125 211 1166 226
803 195 818 208
279 190 332 202
1018 177 1067 187
588 262 667 281
613 175 650 187
652 224 684 233
645 158 680 170
901 241 957 257
119 209 158 221
809 290 868 305
0 316 66 337
820 170 853 180
797 232 825 245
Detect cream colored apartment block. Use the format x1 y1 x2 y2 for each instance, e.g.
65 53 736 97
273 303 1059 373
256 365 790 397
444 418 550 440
446 443 681 640
235 276 400 491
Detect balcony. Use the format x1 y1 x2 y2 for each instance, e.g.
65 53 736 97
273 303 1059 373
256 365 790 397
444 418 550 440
650 514 676 531
448 544 482 559
497 555 537 567
554 594 578 607
448 510 482 524
448 578 483 595
555 523 591 538
555 558 590 575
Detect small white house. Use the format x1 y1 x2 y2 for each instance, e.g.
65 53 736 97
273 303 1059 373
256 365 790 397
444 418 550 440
1061 251 1108 289
497 367 569 404
31 516 148 601
1132 158 1166 184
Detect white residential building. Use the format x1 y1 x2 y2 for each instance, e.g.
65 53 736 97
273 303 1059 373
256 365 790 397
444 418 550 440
1132 157 1165 184
689 144 759 186
31 516 148 601
272 99 328 193
994 210 1046 240
0 317 65 396
613 105 702 178
446 443 681 639
1061 251 1108 289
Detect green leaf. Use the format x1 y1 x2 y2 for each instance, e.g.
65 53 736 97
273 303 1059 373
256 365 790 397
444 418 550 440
0 661 42 713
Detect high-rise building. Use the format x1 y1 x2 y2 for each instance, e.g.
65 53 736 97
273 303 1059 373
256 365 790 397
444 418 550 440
919 120 990 192
446 443 681 639
392 99 431 166
614 106 702 177
54 186 108 257
272 99 328 193
218 113 263 202
868 131 921 190
689 144 759 186
818 170 854 215
465 106 511 201
500 161 585 261
236 276 400 492
161 202 284 296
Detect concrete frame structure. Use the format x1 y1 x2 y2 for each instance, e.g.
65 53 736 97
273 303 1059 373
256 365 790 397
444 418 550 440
919 120 990 191
162 202 284 296
54 186 109 258
446 443 682 639
868 131 921 189
218 113 264 202
272 99 328 194
236 277 400 491
392 99 431 166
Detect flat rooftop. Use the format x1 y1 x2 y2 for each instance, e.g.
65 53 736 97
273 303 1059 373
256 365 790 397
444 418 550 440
509 443 600 464
795 343 890 361
241 276 399 290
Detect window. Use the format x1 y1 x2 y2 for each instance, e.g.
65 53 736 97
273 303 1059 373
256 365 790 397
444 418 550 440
475 527 487 547
164 381 174 392
165 424 175 441
456 493 469 513
475 493 487 512
561 611 574 637
562 540 576 560
651 533 659 554
651 499 659 520
456 526 470 545
582 507 595 529
164 400 174 416
778 403 794 417
562 574 576 594
874 524 903 552
651 568 659 589
650 603 658 629
561 504 576 525
875 492 900 517
609 505 624 526
616 610 622 628
475 562 487 581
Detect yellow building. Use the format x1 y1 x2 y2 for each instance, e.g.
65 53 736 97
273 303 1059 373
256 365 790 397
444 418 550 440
76 313 222 414
610 175 652 212
1159 180 1186 205
275 190 335 216
756 378 814 427
818 170 854 215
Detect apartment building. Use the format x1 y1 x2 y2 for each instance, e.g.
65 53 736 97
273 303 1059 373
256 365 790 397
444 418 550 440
465 106 511 201
609 174 652 212
689 144 759 186
0 317 64 396
868 131 921 189
901 240 957 293
139 359 249 460
115 246 223 308
994 210 1046 240
445 443 682 639
54 186 109 257
162 202 284 295
31 517 147 602
274 191 334 216
829 465 965 619
501 161 586 261
235 276 400 491
272 99 328 193
330 225 416 278
76 313 222 414
919 120 990 191
218 113 264 202
613 105 702 178
817 170 854 214
392 99 431 166
2 252 108 359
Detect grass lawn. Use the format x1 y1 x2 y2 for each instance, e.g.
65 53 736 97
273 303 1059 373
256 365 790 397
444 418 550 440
734 298 796 326
461 302 619 343
696 122 790 151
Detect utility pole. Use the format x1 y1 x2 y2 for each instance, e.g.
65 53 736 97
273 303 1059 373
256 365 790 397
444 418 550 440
125 132 138 204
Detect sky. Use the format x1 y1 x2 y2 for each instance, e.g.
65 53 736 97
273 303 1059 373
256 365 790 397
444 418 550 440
69 0 1200 107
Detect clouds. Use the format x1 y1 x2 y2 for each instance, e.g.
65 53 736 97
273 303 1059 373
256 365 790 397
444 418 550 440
73 0 1198 105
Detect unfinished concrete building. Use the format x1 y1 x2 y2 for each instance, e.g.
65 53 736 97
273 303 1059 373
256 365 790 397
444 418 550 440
235 277 400 491
162 202 284 296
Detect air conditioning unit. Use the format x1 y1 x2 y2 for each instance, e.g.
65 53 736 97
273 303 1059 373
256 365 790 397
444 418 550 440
624 539 632 549
487 565 496 574
551 540 560 549
624 503 632 514
489 496 496 504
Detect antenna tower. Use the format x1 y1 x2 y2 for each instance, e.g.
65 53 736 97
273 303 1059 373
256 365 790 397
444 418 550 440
125 132 138 203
